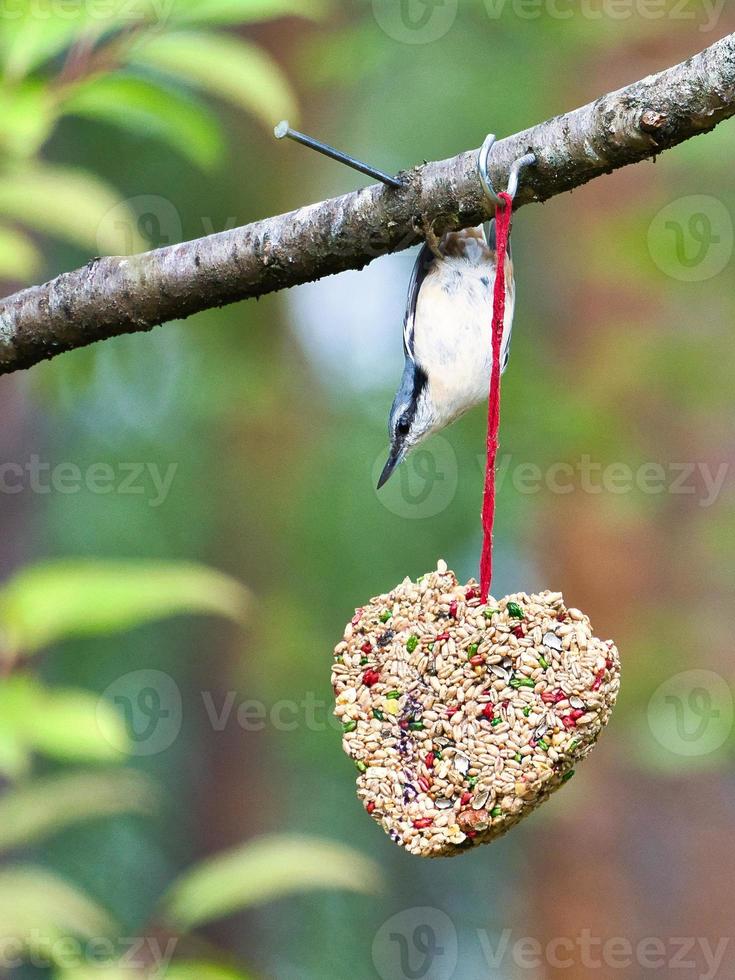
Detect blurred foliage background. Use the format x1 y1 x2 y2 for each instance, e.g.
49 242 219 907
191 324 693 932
0 0 734 977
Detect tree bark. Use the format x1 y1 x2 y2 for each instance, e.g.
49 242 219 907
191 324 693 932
1 32 734 376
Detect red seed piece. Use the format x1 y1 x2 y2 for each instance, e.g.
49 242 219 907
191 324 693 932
449 600 458 618
398 719 409 730
351 609 363 626
435 631 450 642
605 657 614 669
466 830 478 838
362 668 380 687
418 776 431 793
360 641 372 654
541 691 556 704
481 704 495 721
557 611 567 622
446 706 459 718
562 715 576 729
592 669 605 691
465 588 478 600
366 801 375 814
425 752 435 768
571 708 585 720
413 817 433 829
511 625 525 639
460 792 471 805
470 654 485 667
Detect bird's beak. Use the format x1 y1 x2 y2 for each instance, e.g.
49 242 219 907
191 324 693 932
377 444 406 489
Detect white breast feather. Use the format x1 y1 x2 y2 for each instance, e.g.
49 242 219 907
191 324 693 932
412 253 514 429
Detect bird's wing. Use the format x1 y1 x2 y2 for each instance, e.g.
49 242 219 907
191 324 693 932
403 242 435 362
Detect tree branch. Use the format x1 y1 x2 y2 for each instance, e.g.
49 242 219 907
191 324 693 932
2 33 734 377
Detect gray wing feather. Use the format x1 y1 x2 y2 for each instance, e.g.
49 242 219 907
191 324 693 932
403 243 435 362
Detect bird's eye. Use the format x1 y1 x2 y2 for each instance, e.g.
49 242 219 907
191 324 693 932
396 417 410 436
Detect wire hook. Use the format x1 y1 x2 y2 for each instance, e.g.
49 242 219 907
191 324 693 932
478 134 536 207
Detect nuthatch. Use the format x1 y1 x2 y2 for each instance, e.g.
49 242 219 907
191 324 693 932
272 124 534 492
377 221 514 489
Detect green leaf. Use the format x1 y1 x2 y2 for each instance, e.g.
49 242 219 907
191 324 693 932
0 81 55 158
55 964 255 980
0 769 156 852
167 0 329 26
0 224 43 282
1 14 95 82
162 835 383 930
0 675 130 762
0 163 146 253
129 31 297 129
61 74 225 171
0 559 250 656
0 866 116 947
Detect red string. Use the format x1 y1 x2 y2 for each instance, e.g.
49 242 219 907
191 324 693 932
479 191 513 602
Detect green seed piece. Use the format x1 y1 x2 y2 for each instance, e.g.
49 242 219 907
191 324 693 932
379 610 392 623
483 608 499 619
537 738 549 751
406 635 419 653
491 718 502 727
386 690 400 699
360 656 368 665
408 720 425 731
511 677 535 689
514 752 522 762
355 760 366 772
373 709 385 721
538 655 549 669
490 806 502 817
468 776 478 788
507 601 525 619
562 770 575 782
467 643 479 657
428 642 435 652
342 720 357 733
522 707 531 717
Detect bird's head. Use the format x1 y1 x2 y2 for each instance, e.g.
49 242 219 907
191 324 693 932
377 363 437 488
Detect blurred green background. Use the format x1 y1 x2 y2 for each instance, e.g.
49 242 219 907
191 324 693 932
1 1 734 977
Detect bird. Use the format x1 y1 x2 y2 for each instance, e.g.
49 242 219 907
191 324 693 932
377 220 515 489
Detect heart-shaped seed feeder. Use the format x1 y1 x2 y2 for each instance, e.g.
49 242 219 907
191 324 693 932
333 560 620 857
